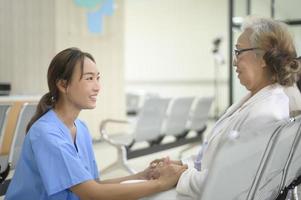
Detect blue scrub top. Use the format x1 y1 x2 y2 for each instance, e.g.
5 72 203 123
5 109 99 200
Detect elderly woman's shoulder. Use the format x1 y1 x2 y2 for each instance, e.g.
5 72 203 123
253 87 290 119
284 84 301 116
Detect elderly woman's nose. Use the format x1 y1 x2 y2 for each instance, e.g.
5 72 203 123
233 55 237 66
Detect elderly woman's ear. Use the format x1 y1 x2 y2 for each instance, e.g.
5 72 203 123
260 58 267 68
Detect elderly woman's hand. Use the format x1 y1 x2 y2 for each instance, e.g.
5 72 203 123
155 161 188 190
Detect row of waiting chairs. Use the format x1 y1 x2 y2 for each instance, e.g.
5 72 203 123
141 115 301 200
99 96 214 174
0 103 37 196
126 92 160 116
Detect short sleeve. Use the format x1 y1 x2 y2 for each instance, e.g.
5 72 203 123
29 123 94 196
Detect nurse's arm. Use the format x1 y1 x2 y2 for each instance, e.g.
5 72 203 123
70 163 187 200
70 179 162 200
98 170 149 184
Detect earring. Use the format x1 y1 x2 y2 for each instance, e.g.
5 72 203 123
50 96 56 103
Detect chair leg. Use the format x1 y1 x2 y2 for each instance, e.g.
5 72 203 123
100 146 136 175
293 186 299 200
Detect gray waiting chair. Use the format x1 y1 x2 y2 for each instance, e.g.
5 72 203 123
0 104 11 145
9 103 37 169
249 116 300 200
99 97 170 174
0 104 11 183
140 119 287 200
188 97 214 134
126 92 141 116
199 120 286 200
0 103 36 183
277 115 301 200
179 97 214 158
162 97 195 138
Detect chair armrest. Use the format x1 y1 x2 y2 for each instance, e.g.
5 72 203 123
99 119 129 147
99 119 129 132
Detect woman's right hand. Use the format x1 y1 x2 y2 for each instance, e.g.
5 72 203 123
155 161 188 191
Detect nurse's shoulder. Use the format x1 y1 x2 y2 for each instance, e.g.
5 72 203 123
27 110 62 142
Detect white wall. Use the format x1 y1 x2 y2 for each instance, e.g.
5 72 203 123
53 0 126 137
124 0 230 116
0 0 55 94
0 0 126 138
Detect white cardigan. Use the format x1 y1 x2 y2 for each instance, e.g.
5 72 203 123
176 83 290 199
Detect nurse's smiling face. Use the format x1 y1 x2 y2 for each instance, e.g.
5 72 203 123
64 57 100 110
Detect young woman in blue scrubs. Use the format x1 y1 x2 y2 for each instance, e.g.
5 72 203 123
5 48 187 200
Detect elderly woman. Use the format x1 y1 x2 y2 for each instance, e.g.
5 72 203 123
148 17 301 199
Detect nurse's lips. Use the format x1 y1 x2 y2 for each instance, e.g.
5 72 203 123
90 95 98 101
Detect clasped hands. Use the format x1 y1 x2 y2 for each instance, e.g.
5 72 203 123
137 156 187 189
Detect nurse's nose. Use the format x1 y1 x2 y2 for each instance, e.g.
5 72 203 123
94 79 101 93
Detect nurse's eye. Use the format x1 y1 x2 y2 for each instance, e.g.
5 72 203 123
85 76 93 81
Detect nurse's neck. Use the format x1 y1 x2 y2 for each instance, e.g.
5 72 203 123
53 101 79 132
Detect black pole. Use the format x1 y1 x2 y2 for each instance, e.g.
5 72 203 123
271 0 275 18
229 0 234 105
247 0 251 15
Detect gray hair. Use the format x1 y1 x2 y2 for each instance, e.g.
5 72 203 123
240 16 301 86
241 17 289 49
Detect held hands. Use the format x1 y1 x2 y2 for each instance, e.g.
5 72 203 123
148 157 183 179
138 157 187 191
153 157 187 190
134 157 187 191
136 157 174 180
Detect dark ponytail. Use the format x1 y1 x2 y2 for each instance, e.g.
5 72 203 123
25 47 95 133
26 92 54 132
